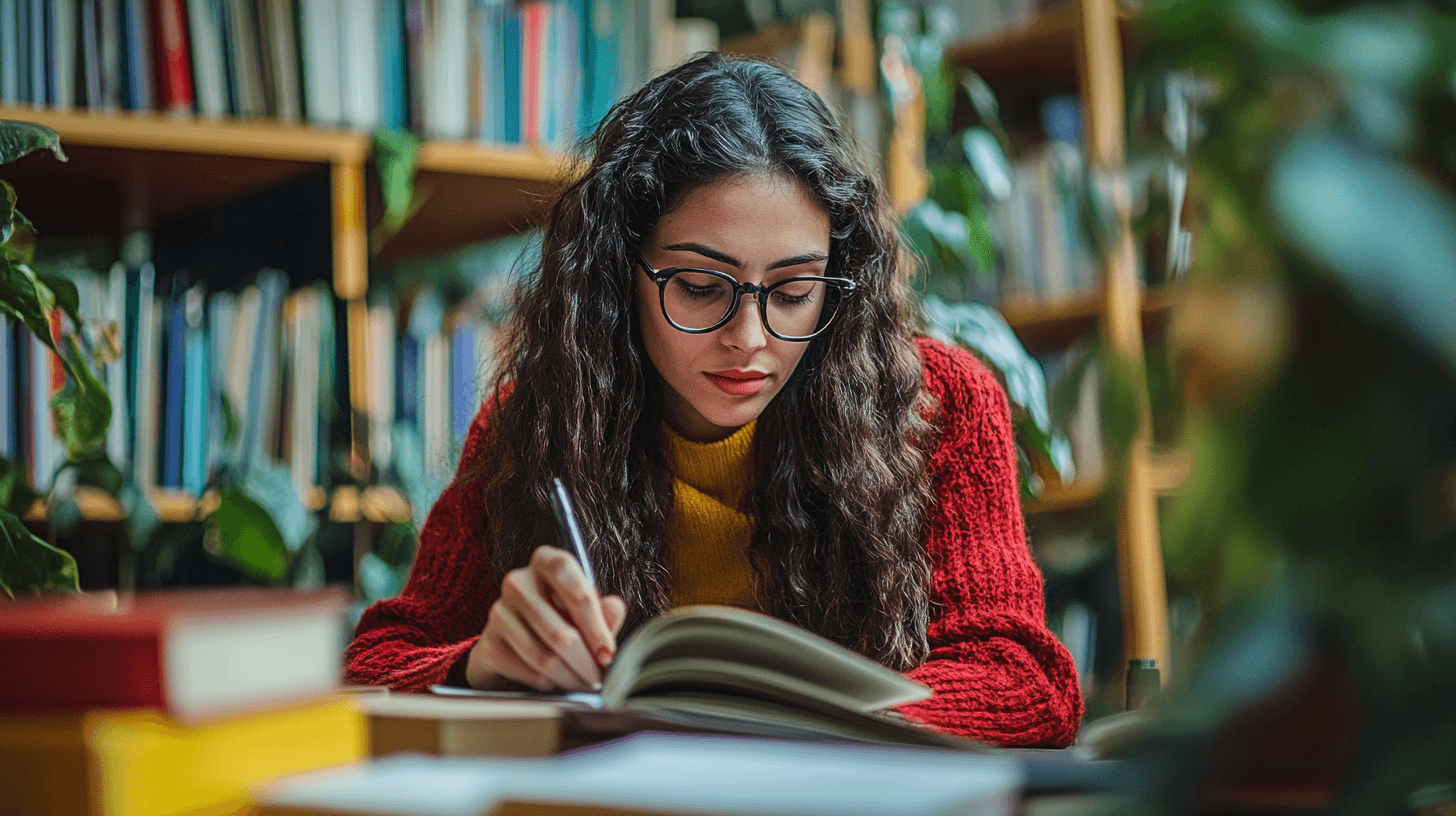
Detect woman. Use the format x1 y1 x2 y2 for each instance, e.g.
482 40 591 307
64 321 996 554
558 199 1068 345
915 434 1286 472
345 53 1083 748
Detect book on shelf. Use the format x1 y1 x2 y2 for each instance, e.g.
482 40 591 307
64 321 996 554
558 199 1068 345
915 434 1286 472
253 731 1024 816
436 604 973 751
0 586 348 722
0 695 365 816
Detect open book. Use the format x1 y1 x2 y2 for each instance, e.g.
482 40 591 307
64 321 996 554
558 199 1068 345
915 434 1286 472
435 605 975 749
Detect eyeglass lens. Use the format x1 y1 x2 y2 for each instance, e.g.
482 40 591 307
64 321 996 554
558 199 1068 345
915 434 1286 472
662 271 841 338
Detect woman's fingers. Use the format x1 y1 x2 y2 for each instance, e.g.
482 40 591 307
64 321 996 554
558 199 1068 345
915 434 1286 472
601 595 628 638
490 602 591 691
530 546 619 668
501 556 603 688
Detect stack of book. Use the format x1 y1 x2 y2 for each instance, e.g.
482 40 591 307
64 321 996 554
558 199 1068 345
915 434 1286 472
0 586 365 816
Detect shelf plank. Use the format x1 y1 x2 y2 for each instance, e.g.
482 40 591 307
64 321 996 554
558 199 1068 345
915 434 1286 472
372 140 566 264
1002 285 1178 351
945 2 1133 96
0 108 364 236
1024 449 1192 515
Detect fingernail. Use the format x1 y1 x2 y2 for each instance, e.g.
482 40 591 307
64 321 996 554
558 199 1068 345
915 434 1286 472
596 646 614 666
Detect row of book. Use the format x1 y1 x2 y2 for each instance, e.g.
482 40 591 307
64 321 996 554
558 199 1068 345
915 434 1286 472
5 234 510 512
0 0 661 145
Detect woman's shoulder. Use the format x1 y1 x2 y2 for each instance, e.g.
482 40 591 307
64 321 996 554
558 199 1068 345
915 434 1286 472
913 335 1003 408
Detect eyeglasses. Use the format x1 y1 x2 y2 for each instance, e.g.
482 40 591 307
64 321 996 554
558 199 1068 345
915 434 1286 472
637 253 857 342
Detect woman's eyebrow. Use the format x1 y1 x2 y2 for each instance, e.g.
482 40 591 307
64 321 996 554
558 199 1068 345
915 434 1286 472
662 241 829 271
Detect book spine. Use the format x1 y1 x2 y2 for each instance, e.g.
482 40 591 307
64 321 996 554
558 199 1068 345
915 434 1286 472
120 0 153 109
161 286 185 489
298 0 342 125
28 0 47 106
51 0 77 109
186 0 228 116
0 0 18 104
151 0 195 112
501 5 520 144
519 1 544 144
449 320 474 446
182 284 208 495
378 0 406 130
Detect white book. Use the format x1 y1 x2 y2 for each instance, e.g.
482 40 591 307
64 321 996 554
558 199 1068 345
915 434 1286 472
51 0 77 109
426 0 470 139
256 733 1022 816
299 0 344 126
134 293 162 492
287 289 319 498
367 302 395 473
206 291 235 481
224 284 260 466
187 0 229 118
340 0 382 131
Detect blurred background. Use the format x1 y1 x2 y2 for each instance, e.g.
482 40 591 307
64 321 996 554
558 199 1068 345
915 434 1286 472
2 1 1455 810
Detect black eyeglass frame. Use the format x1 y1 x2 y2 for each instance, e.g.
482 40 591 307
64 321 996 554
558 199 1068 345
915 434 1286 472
636 252 858 342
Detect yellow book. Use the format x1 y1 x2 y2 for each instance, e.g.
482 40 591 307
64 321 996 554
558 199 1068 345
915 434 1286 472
0 697 365 816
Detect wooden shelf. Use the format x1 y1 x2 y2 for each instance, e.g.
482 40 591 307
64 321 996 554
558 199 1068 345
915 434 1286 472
945 2 1133 97
1024 448 1192 515
0 106 566 261
372 140 566 264
1001 285 1178 352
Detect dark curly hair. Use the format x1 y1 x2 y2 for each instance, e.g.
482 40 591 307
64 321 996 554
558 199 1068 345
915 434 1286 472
472 53 935 670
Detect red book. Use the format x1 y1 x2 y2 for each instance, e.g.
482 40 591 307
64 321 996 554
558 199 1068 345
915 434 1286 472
520 1 548 144
151 0 195 112
0 587 348 722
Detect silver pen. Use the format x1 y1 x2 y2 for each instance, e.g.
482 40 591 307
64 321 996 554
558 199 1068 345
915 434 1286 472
550 477 597 587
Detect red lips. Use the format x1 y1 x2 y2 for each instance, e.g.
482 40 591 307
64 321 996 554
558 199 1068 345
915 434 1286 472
706 369 769 396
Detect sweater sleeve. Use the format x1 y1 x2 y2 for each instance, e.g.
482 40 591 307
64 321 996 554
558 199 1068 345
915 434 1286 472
343 402 500 691
897 338 1085 747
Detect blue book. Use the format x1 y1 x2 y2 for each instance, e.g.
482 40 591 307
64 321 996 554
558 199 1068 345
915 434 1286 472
182 284 209 495
119 0 151 110
28 0 47 106
502 7 521 145
395 334 419 430
450 321 475 445
584 0 621 132
161 285 187 489
0 0 18 103
378 0 407 130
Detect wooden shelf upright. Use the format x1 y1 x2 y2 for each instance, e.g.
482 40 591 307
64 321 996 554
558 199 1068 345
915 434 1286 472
948 0 1173 684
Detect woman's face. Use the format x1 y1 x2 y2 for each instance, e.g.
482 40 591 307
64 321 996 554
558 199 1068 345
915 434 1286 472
637 173 831 443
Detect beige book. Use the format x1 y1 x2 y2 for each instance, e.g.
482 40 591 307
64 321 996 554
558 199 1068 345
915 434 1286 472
361 695 561 758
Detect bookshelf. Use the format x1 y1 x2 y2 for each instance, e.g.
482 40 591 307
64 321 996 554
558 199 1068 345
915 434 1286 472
1 108 559 532
949 0 1175 684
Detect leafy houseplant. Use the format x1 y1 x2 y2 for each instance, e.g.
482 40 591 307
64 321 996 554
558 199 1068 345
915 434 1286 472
1103 1 1456 811
0 121 108 598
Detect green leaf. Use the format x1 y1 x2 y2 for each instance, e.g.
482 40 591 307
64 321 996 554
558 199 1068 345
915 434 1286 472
922 62 954 138
959 128 1012 201
921 295 1062 451
0 457 38 515
51 335 112 461
36 273 81 328
0 509 80 598
372 128 420 219
0 180 15 246
905 199 974 281
238 461 314 555
0 120 68 165
1268 128 1456 370
0 258 83 386
956 70 1005 140
205 489 290 583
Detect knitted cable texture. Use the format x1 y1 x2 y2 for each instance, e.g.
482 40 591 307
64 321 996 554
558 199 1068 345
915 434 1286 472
343 337 1084 747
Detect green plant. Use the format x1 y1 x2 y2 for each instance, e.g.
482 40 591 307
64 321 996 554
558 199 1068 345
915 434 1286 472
1110 1 1456 811
0 121 103 598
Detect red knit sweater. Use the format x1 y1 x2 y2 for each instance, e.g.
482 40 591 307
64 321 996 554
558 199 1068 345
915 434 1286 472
345 337 1084 747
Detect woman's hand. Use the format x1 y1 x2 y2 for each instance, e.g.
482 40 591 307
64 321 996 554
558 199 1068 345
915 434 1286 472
465 545 627 692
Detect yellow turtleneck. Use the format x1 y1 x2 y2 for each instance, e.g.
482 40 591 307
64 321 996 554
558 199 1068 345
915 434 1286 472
666 421 760 610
